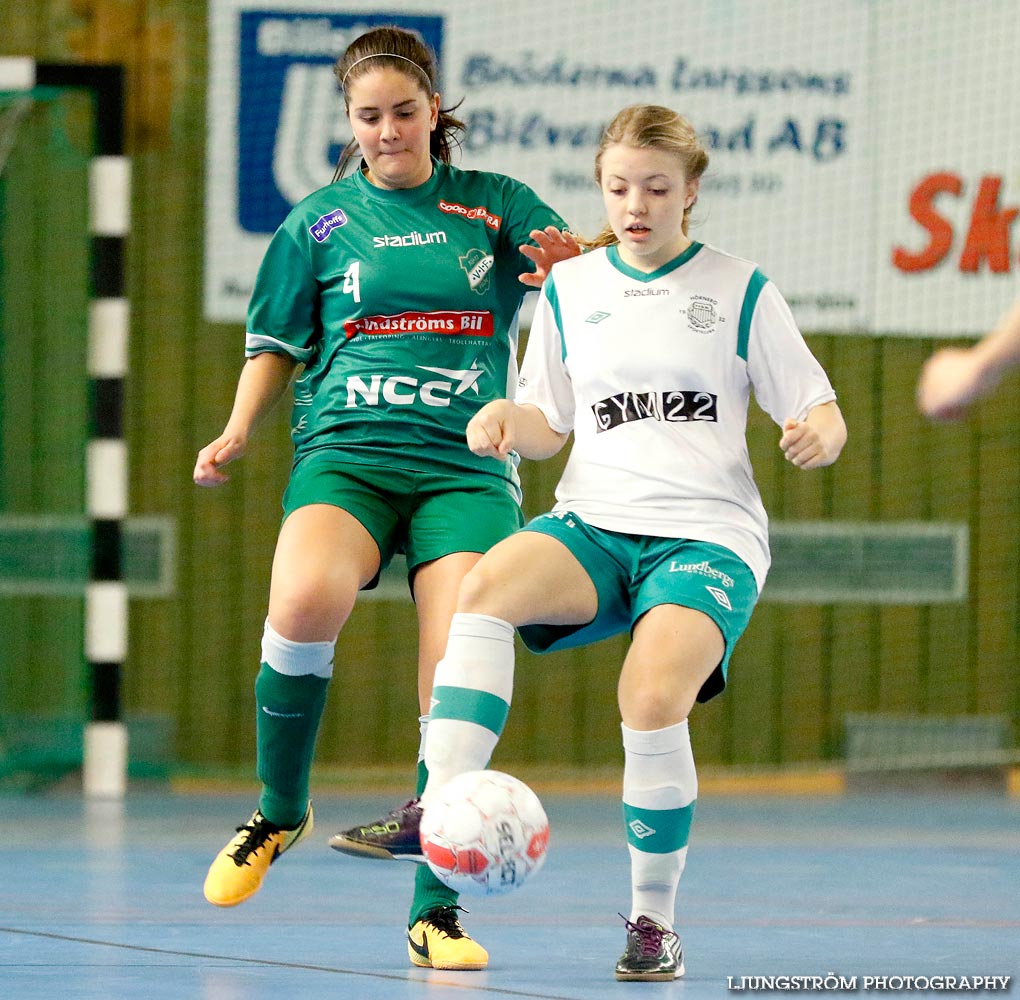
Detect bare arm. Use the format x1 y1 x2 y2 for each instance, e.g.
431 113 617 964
917 297 1020 421
466 400 568 461
779 400 846 469
193 352 298 486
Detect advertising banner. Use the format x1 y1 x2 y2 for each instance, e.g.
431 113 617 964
205 0 1018 335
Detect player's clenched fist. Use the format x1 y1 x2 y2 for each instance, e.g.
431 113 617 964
778 401 845 470
467 400 517 458
193 434 247 486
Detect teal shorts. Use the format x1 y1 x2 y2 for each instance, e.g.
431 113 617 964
282 453 524 589
517 511 758 702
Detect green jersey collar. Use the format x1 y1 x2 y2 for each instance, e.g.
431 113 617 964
351 156 446 205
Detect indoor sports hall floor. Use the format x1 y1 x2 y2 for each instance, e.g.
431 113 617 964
4 786 1019 998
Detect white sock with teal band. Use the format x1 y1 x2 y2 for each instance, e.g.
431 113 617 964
421 612 515 805
621 720 698 931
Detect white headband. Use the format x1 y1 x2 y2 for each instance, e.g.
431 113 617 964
341 52 431 89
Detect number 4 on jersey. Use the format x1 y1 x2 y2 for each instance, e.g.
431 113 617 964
343 261 361 303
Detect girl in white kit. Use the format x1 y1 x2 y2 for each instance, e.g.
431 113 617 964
404 103 846 980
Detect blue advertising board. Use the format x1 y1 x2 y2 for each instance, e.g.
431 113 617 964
236 11 443 233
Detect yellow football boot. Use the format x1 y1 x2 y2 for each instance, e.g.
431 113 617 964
204 806 313 907
407 906 488 970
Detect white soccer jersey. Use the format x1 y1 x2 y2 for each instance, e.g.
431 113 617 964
516 241 837 591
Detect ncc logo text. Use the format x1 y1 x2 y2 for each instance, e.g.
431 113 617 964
344 365 484 408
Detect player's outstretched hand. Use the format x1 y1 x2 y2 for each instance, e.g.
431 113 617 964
193 433 247 487
779 417 832 470
518 227 581 287
916 348 990 422
467 400 516 458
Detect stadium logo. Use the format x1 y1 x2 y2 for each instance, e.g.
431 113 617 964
685 294 719 334
372 230 447 248
309 208 348 242
438 199 502 230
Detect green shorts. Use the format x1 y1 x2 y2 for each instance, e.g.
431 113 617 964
282 453 524 589
517 511 758 702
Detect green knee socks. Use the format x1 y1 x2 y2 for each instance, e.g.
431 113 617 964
255 663 328 828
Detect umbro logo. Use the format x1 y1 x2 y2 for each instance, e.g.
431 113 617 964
586 311 610 324
628 819 657 839
706 586 732 610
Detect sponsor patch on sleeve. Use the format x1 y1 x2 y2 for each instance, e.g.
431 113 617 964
309 209 348 242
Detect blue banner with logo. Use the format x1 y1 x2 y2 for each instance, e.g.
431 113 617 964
236 11 442 234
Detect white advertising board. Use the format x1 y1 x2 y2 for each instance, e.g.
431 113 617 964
205 0 1019 336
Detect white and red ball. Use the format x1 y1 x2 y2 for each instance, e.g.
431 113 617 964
419 770 550 897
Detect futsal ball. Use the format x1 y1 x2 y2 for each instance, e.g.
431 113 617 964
419 769 550 897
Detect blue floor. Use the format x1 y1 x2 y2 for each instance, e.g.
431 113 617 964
3 790 1018 998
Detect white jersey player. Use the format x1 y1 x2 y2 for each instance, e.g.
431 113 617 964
518 237 836 595
407 104 847 979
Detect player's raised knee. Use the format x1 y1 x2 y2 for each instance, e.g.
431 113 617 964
455 559 506 616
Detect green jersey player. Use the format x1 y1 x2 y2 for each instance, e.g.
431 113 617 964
195 25 577 972
250 156 564 486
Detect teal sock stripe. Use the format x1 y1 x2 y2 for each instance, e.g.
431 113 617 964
430 685 509 736
622 801 696 854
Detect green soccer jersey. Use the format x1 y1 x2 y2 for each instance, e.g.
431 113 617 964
246 159 566 487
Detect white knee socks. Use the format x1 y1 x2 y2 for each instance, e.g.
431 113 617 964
621 720 698 931
422 613 515 804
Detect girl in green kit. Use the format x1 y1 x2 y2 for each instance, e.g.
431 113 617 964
194 24 576 972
